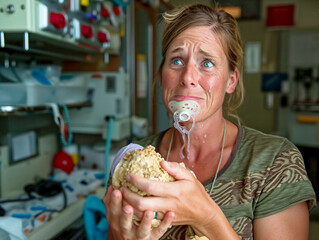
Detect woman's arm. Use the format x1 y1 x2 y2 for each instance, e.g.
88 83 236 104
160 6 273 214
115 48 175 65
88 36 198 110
122 161 241 239
254 202 309 240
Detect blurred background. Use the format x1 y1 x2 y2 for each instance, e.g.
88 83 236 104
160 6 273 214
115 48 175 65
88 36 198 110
0 0 318 239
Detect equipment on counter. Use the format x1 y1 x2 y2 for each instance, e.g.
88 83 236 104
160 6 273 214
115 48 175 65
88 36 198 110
69 69 131 141
0 169 104 236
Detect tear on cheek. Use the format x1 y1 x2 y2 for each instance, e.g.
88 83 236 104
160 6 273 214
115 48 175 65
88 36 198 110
199 79 214 91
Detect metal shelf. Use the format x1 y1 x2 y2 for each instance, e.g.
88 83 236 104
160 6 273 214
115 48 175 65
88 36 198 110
0 31 100 63
0 101 92 115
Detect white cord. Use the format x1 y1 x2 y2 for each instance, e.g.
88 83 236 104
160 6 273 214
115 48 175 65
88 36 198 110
166 128 174 161
209 119 226 195
166 118 226 196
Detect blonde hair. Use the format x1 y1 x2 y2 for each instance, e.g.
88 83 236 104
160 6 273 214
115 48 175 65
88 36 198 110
155 3 244 123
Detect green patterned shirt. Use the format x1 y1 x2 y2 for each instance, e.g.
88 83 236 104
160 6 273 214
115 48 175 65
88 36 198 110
136 125 317 240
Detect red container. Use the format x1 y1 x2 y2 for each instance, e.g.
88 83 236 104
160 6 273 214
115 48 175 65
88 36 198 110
266 4 295 27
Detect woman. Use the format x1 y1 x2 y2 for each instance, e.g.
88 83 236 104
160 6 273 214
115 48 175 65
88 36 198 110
104 4 316 239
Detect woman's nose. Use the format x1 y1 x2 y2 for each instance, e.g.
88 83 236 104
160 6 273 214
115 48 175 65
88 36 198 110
180 62 199 87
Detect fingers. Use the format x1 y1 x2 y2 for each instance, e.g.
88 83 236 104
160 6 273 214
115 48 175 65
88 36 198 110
105 187 172 239
110 189 123 216
136 210 154 239
103 186 122 219
103 185 113 207
123 161 195 198
121 187 169 213
134 209 165 221
136 210 174 239
119 205 134 237
161 161 195 180
153 211 175 238
126 173 176 197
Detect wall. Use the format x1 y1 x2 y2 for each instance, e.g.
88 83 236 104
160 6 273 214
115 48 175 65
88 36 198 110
239 0 319 133
237 20 277 133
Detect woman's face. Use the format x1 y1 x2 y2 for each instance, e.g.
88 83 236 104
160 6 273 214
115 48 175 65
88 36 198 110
161 25 238 122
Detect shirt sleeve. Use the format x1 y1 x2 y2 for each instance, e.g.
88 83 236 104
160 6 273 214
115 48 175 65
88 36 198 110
254 146 317 219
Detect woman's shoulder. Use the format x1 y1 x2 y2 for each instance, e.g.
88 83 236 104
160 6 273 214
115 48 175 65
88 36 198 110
240 125 296 153
234 125 300 170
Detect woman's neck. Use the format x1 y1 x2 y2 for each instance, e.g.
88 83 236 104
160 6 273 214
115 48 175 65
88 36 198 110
168 117 227 163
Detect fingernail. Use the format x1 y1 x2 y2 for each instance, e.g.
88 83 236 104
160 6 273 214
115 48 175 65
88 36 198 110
162 161 169 167
169 212 175 220
123 207 130 215
126 174 131 181
146 211 153 219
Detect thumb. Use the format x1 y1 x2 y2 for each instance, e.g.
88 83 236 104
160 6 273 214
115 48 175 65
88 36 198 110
161 161 194 181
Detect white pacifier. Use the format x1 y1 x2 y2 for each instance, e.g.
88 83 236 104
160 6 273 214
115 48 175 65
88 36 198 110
168 100 201 160
168 100 201 122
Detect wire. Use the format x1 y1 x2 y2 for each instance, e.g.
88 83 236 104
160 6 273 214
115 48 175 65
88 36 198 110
30 186 68 229
105 117 114 187
0 196 35 204
59 103 73 147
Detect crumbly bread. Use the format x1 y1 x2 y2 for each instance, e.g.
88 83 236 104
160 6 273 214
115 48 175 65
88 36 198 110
112 145 175 196
111 144 208 238
112 145 175 228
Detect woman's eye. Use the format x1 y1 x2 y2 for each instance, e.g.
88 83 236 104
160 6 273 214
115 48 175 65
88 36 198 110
173 58 183 65
202 60 214 68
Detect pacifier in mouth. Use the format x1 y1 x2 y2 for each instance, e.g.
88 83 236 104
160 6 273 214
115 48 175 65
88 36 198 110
168 100 201 122
168 100 201 160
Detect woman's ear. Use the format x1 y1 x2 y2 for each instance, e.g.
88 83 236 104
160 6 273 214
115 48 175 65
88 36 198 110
226 68 239 94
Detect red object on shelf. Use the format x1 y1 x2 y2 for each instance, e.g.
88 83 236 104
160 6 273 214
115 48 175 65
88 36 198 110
49 12 67 29
101 7 110 18
81 25 93 39
113 6 120 16
97 31 109 43
266 4 295 27
53 150 74 174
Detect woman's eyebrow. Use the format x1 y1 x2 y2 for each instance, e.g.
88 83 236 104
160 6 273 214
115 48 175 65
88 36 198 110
198 48 217 59
168 46 185 54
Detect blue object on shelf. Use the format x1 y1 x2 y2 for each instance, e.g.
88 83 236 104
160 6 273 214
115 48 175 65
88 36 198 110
31 70 51 85
83 195 108 240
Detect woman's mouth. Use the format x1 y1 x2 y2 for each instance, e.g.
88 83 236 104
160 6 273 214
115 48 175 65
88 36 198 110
174 95 203 101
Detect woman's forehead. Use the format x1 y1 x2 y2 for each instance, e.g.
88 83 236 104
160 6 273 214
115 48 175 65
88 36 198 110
167 26 225 57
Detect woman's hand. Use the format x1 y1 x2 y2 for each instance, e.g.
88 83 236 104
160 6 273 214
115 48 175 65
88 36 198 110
120 161 217 229
103 185 175 240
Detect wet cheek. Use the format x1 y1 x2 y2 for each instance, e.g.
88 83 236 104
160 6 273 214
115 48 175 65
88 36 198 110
161 72 174 105
199 77 216 91
161 71 177 88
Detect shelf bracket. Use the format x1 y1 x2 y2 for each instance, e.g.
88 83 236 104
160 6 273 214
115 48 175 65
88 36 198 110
0 32 5 48
24 32 29 51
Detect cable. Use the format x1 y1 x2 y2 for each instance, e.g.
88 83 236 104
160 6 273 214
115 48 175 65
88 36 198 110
104 116 114 186
30 186 67 229
0 196 35 204
0 180 68 224
59 103 73 147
